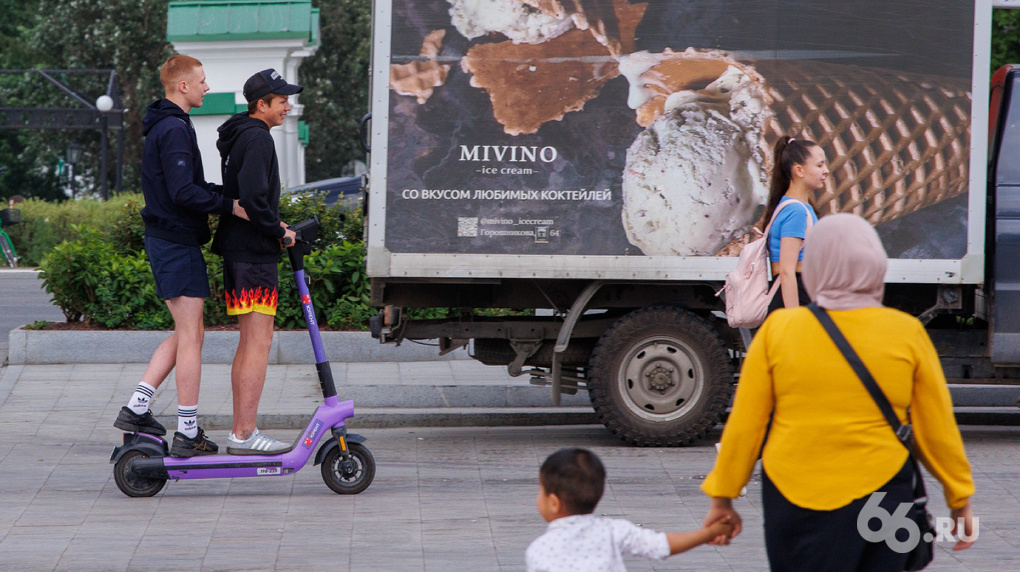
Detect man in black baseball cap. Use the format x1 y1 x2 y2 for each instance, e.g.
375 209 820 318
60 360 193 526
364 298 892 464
242 68 303 102
210 67 303 455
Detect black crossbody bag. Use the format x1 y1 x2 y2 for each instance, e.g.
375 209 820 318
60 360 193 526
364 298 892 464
808 303 935 571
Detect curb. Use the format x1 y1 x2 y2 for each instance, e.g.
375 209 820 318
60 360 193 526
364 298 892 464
7 328 469 365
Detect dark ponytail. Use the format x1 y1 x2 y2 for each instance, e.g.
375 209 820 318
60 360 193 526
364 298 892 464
762 136 819 227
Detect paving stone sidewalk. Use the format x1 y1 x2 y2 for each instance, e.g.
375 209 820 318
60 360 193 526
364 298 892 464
1 363 1019 571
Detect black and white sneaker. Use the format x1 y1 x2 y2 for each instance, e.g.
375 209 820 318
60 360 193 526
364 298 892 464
170 428 219 457
114 406 167 436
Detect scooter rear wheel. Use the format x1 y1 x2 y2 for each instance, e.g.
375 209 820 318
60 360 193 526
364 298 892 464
321 442 375 494
114 450 166 497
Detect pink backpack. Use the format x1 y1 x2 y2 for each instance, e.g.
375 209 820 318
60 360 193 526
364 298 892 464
719 200 813 329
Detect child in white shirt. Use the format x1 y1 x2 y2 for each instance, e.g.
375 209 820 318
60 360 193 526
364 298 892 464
526 448 732 572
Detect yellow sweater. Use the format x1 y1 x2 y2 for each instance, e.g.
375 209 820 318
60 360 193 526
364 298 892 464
701 306 974 510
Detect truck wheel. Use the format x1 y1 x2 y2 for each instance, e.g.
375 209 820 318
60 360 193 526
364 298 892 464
588 306 733 446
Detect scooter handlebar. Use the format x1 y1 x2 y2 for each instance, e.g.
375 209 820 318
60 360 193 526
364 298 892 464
284 217 320 272
288 217 320 244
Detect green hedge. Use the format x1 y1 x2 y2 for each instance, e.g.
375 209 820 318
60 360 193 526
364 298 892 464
3 194 143 266
38 193 373 330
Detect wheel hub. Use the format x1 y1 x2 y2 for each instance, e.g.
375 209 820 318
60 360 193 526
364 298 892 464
645 364 676 392
619 337 704 422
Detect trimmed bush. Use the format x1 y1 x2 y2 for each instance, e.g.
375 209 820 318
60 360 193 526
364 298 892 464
38 194 373 330
4 194 143 266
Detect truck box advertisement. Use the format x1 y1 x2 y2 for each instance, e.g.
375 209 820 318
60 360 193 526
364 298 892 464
370 0 985 282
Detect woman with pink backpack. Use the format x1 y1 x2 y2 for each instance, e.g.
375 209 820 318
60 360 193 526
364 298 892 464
763 136 828 313
718 136 829 329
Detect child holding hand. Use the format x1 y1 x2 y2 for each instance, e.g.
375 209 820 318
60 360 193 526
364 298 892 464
527 448 733 572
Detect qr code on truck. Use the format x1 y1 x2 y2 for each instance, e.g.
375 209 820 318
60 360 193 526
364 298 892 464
457 217 479 237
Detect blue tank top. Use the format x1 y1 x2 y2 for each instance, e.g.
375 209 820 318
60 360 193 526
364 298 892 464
768 198 817 261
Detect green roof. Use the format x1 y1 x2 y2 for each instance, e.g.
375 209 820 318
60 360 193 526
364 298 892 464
168 0 320 45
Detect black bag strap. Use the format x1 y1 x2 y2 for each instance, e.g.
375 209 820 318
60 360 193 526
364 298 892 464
807 303 927 499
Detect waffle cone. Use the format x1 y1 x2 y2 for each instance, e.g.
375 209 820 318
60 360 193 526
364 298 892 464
760 60 971 224
390 30 451 104
716 61 971 255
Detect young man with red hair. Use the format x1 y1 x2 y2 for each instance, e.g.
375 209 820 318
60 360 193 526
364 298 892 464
115 55 247 457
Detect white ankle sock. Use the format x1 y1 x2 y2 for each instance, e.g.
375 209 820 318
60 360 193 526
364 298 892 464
127 383 157 414
178 405 198 438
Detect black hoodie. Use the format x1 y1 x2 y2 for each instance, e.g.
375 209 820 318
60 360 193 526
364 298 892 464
140 99 232 245
211 113 287 264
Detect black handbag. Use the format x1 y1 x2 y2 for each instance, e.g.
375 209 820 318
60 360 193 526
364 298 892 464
808 303 935 571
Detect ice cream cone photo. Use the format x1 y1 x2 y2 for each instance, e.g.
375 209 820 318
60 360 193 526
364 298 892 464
382 0 974 259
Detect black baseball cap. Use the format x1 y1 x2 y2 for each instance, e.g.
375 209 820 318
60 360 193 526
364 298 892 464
243 69 303 102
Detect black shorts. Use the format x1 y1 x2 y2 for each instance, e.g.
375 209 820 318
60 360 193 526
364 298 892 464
144 236 210 300
767 272 811 315
223 261 278 316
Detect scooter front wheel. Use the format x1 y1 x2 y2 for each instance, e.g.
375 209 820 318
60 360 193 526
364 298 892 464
321 442 375 494
114 450 166 497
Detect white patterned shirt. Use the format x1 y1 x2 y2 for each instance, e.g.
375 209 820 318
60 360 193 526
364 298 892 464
525 514 670 572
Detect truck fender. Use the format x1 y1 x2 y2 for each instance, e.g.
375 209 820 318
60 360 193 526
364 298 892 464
554 280 605 354
314 433 367 466
109 433 168 464
545 280 607 404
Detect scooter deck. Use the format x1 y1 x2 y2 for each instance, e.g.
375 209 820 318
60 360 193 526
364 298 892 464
112 400 355 480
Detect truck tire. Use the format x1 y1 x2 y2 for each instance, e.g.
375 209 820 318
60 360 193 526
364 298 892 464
588 306 733 446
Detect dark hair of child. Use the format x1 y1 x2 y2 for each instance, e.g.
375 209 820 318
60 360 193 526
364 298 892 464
539 448 606 515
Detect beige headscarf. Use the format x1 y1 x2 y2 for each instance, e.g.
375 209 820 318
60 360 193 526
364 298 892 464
802 214 887 310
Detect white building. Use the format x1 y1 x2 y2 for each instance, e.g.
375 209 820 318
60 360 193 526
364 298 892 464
167 0 320 187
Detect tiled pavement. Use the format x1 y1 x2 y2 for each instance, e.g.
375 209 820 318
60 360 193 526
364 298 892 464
1 363 1019 571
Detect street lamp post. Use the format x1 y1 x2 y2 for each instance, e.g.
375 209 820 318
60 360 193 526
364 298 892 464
96 95 113 201
66 141 83 198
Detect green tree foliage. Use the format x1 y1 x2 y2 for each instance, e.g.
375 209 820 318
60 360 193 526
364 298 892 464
0 0 65 201
0 0 36 69
993 9 1020 73
3 0 373 199
1 1 173 200
299 0 372 181
27 0 174 193
0 132 66 202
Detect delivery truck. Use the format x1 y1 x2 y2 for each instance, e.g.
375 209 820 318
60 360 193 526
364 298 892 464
363 0 1020 445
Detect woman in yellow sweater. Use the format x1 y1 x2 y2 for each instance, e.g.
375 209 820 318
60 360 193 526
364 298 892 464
701 214 976 571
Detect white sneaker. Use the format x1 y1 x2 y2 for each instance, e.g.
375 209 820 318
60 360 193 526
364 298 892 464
226 428 292 455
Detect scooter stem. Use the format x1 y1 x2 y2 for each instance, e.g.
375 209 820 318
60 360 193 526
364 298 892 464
286 217 338 403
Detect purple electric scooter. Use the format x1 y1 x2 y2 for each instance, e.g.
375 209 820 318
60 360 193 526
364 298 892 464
110 217 375 497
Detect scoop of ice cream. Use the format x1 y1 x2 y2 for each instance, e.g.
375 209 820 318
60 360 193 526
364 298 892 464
448 0 574 44
621 62 771 256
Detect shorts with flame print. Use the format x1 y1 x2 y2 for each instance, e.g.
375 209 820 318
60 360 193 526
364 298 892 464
223 261 278 316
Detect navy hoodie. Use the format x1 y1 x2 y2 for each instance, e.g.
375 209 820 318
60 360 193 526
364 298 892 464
211 113 287 264
140 99 232 245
